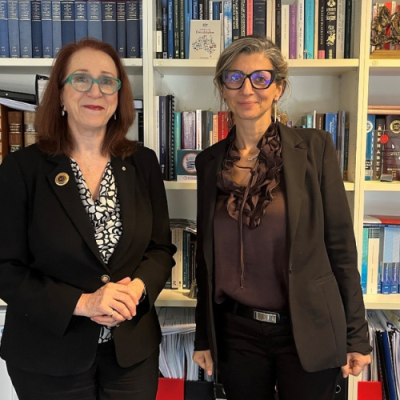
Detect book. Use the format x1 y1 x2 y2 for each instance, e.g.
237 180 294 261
31 0 42 57
8 110 23 152
324 112 338 148
372 116 384 181
19 0 32 58
382 115 400 181
0 0 9 57
336 0 344 59
325 0 336 59
281 4 289 59
252 0 265 38
176 149 201 181
222 0 232 49
173 111 181 180
181 110 196 149
231 0 239 40
23 110 37 147
116 0 126 57
167 0 173 58
102 0 117 50
155 0 162 58
126 0 140 58
167 94 175 180
7 0 20 57
41 0 53 58
303 0 314 59
0 104 9 163
61 0 75 46
365 114 375 181
161 0 167 58
184 0 192 58
51 0 62 57
296 0 304 59
289 3 297 59
275 0 281 49
344 0 352 58
75 0 88 42
87 0 102 41
189 19 221 59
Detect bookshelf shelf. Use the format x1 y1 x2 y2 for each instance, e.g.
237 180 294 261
164 181 197 190
155 290 197 307
364 181 400 191
364 294 400 310
369 59 400 76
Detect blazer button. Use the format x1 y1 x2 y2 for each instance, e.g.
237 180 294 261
101 275 111 284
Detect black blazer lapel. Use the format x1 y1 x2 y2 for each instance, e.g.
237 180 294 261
46 155 106 268
107 156 137 269
279 123 307 248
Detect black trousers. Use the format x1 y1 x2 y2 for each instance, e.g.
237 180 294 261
7 340 159 400
216 310 341 400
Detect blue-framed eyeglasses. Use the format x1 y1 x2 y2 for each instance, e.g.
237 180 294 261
62 73 121 95
222 70 276 90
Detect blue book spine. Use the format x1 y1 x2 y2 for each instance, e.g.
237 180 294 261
75 0 88 41
324 112 337 148
19 0 32 57
184 0 192 58
138 0 142 57
167 0 173 58
41 0 52 57
51 0 61 56
361 227 368 294
87 0 101 40
61 0 75 46
304 0 314 59
192 0 198 19
126 0 139 58
101 0 116 50
0 0 10 57
31 0 42 57
8 0 20 57
116 0 126 57
212 1 219 19
223 0 232 49
365 114 375 181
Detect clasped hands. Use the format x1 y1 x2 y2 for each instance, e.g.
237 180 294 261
74 277 145 327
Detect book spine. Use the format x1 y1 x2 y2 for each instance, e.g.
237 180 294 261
336 0 344 58
181 111 196 149
173 111 181 179
126 0 140 58
336 109 346 172
7 0 20 57
366 225 380 294
281 4 289 59
31 0 42 57
102 0 117 50
158 95 167 178
252 0 266 38
75 0 88 42
266 0 272 41
41 0 53 58
161 0 167 58
313 0 318 58
325 0 336 59
317 0 324 58
195 109 202 150
167 0 173 58
167 94 175 180
198 0 203 19
382 115 400 181
343 0 351 58
184 0 192 58
19 0 32 58
223 0 232 49
173 0 179 58
275 0 281 49
51 0 62 56
231 0 238 40
192 0 198 19
373 116 385 181
116 0 126 57
365 114 375 181
61 0 75 46
303 0 314 59
0 0 10 57
138 0 142 57
155 0 162 57
246 0 252 34
87 0 102 41
360 226 368 294
296 0 304 59
179 0 184 58
212 0 219 20
239 0 245 37
324 112 338 148
8 110 23 152
288 3 296 59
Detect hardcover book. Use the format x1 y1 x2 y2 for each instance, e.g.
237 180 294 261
7 0 20 57
101 0 117 50
381 115 400 181
31 0 42 57
19 0 32 58
189 19 221 59
325 0 337 59
41 0 53 58
87 0 102 41
75 0 88 42
0 0 10 57
51 0 62 57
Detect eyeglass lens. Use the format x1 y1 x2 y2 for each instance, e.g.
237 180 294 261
223 70 274 89
70 74 120 94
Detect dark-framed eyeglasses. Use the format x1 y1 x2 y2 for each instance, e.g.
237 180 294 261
222 70 276 90
62 73 121 95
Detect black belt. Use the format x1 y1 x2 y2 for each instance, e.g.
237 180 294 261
226 301 291 325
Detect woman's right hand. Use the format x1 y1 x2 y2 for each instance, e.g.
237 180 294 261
74 277 138 325
193 350 214 376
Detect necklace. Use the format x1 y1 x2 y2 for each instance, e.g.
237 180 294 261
240 152 260 161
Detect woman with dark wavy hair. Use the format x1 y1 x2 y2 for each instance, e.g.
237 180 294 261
0 38 175 400
192 35 371 400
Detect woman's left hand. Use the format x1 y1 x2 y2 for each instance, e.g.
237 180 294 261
341 352 371 378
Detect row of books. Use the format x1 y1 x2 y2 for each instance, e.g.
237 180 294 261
0 0 143 59
361 215 400 296
0 105 37 164
365 310 400 400
366 108 400 182
155 0 355 60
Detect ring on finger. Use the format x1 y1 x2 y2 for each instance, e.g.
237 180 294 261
108 310 114 318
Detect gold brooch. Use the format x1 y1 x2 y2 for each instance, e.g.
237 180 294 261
55 172 69 186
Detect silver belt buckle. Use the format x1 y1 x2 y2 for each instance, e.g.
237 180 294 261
253 311 278 323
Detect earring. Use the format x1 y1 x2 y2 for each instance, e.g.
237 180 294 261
61 107 65 117
113 113 117 120
273 100 277 123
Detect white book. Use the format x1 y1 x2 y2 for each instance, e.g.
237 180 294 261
266 0 273 41
281 4 290 59
296 0 304 59
195 109 202 150
223 0 232 49
171 228 183 290
189 19 221 59
336 0 345 59
271 0 276 43
367 226 380 295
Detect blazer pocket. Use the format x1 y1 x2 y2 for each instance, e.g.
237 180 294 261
315 271 335 286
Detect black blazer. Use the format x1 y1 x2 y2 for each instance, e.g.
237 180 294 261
194 123 371 373
0 144 175 376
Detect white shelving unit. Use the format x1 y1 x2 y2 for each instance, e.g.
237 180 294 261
0 0 399 398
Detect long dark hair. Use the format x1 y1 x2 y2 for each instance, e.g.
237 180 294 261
36 38 137 158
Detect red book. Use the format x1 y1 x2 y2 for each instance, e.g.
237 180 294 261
156 378 184 400
217 111 229 142
357 381 382 400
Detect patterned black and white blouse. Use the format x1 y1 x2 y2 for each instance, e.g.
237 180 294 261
70 158 123 343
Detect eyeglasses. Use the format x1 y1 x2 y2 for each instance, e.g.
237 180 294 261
222 70 276 90
62 73 121 95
